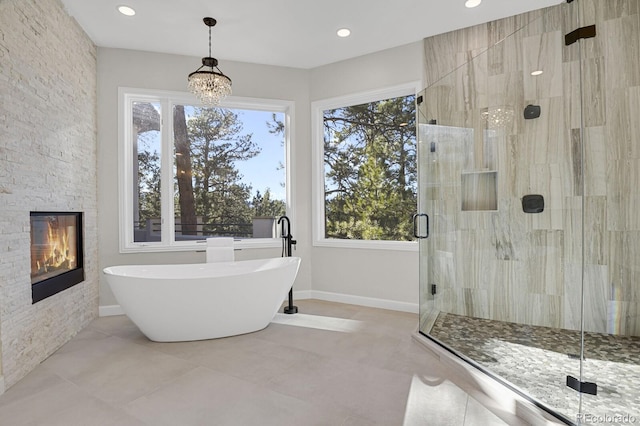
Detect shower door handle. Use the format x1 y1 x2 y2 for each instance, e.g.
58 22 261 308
412 213 429 239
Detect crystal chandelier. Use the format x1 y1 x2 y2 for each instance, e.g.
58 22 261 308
187 17 232 106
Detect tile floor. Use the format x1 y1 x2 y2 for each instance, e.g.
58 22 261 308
0 300 524 426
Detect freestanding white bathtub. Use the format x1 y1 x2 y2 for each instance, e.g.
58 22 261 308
103 257 301 342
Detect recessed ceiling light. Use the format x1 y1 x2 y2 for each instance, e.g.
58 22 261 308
337 28 351 38
465 0 482 8
530 70 544 76
117 5 136 16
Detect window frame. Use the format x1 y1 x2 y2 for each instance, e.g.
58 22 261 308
118 87 295 253
311 82 420 251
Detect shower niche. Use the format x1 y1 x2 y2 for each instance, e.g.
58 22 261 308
461 171 497 211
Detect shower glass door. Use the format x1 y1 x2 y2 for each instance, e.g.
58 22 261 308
417 2 585 422
578 0 640 423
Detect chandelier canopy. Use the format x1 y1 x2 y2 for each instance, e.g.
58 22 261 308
187 17 232 106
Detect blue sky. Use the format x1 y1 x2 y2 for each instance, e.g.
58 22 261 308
233 109 286 201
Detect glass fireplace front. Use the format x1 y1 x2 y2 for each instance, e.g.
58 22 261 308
30 212 84 303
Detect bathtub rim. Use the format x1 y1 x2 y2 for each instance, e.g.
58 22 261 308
102 256 301 280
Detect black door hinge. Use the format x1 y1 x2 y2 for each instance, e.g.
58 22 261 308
565 25 596 46
566 375 597 395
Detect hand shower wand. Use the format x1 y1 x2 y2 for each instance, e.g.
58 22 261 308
277 215 298 314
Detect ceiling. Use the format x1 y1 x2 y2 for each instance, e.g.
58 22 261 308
60 0 563 69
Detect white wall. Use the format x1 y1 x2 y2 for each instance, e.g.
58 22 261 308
97 48 312 306
98 41 423 312
309 41 424 310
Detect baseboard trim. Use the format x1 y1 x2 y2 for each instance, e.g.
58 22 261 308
292 289 312 300
99 291 417 317
309 290 418 313
99 305 125 317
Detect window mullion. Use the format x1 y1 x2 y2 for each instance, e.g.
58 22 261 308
160 98 175 244
121 94 135 249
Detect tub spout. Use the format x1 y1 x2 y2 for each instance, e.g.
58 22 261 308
278 215 298 314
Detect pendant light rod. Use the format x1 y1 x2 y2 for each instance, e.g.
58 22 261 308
203 17 216 59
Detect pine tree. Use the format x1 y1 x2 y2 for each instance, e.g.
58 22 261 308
323 95 416 241
185 107 260 236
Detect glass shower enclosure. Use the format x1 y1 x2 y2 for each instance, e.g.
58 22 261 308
416 0 640 423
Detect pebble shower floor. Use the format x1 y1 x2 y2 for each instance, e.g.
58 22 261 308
429 313 640 425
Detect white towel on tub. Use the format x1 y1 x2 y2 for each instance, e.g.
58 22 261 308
206 238 234 263
206 237 234 247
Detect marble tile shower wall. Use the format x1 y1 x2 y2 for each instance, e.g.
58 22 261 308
420 0 639 336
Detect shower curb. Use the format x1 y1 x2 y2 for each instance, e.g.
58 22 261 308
412 332 570 426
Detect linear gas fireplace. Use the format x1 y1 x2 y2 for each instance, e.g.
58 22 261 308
30 212 84 303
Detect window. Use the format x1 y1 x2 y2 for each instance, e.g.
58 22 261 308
312 83 419 250
119 88 293 252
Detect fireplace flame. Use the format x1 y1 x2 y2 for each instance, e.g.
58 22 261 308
31 216 77 281
40 221 74 271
